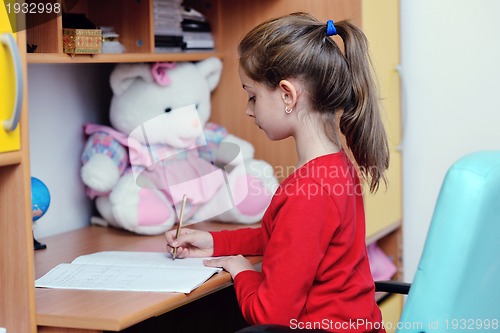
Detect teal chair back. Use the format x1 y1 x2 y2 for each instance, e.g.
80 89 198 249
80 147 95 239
398 151 500 332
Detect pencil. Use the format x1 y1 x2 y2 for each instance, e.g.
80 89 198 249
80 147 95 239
172 194 187 260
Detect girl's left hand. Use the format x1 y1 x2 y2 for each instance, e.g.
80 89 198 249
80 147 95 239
204 255 255 278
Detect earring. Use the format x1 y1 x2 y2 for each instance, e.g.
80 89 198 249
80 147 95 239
285 106 293 114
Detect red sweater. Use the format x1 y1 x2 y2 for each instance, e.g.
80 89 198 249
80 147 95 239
211 152 385 333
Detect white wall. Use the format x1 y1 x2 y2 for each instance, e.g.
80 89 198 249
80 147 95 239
401 0 500 281
28 64 112 239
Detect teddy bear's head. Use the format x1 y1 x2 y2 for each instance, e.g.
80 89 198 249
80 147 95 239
108 57 222 148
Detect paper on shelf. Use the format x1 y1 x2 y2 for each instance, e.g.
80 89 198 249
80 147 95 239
35 251 222 294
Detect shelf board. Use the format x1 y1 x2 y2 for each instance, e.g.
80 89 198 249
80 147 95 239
27 51 223 64
0 151 22 167
366 220 401 245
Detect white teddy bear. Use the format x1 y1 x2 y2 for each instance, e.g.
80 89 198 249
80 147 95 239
80 57 278 235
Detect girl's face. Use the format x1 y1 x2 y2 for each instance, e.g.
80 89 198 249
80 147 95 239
238 66 292 141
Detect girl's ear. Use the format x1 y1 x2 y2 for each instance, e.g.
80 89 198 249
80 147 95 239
278 79 298 109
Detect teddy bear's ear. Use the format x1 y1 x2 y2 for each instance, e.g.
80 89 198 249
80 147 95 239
196 57 223 92
110 64 154 96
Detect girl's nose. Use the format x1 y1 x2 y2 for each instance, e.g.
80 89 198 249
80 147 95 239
245 105 255 118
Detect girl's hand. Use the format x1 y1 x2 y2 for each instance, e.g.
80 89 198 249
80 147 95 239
165 228 214 258
203 255 255 278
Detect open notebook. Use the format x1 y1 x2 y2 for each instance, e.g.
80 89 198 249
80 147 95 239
35 251 222 294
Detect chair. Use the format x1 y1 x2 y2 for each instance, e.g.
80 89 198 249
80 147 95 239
376 150 500 332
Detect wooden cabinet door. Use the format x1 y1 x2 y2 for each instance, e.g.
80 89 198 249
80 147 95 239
362 0 402 239
0 5 36 333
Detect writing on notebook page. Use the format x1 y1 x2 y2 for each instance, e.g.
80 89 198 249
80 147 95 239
35 251 222 294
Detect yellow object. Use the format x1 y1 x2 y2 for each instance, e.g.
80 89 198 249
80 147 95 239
0 4 21 153
362 0 402 246
172 194 188 260
379 295 403 333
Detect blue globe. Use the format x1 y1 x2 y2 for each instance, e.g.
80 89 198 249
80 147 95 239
31 177 50 222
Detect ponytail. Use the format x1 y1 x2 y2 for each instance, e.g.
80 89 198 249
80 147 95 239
336 21 389 193
238 13 389 192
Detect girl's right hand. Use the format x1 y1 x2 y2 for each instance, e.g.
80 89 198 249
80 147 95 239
164 228 214 258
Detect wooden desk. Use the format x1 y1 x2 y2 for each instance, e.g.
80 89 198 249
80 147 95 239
35 222 261 333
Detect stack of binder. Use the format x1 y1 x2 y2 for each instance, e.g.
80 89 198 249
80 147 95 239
154 0 185 52
181 7 214 50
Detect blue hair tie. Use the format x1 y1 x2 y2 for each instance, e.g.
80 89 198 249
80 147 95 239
326 19 337 36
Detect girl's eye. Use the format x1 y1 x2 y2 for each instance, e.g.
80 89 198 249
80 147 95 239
248 96 256 102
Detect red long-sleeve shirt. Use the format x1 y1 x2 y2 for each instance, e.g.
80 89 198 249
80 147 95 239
211 152 385 333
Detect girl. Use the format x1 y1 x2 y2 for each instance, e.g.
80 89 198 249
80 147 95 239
165 12 389 333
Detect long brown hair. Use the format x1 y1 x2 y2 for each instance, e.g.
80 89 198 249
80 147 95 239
238 12 389 193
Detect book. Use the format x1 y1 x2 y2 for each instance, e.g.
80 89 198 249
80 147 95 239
181 15 214 50
182 32 214 50
153 0 183 47
35 251 222 294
